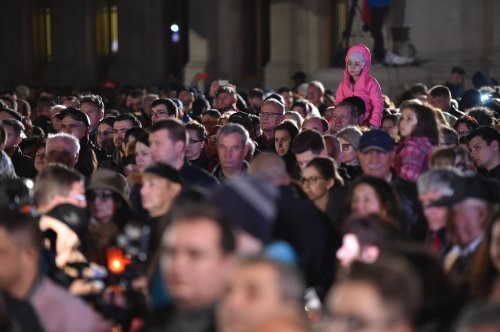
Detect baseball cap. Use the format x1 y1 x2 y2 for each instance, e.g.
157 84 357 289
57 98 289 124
140 163 183 185
430 175 499 207
46 203 89 240
56 107 90 127
359 129 394 153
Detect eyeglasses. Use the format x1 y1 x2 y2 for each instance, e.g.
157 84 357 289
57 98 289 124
88 191 114 201
188 138 204 144
151 110 175 118
259 112 282 119
341 143 352 152
300 176 324 185
97 130 113 137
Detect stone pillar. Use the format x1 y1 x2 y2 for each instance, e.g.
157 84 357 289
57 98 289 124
0 0 34 88
109 0 166 86
43 0 97 87
183 0 218 92
264 0 300 89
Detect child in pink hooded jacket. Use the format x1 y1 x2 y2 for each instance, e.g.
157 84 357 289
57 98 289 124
334 44 384 128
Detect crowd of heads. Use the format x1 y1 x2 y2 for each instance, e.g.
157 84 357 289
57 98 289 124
0 58 500 331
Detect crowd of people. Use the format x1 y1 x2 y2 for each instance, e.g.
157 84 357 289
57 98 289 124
1 43 500 331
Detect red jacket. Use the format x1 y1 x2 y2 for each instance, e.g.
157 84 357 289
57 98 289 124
335 44 384 127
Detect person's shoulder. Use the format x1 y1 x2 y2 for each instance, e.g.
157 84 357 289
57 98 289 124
181 161 220 186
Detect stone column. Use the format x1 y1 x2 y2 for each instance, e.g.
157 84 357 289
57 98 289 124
0 0 35 88
43 0 97 87
109 0 165 86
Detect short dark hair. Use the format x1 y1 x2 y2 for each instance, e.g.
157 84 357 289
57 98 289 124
274 120 299 141
185 121 207 141
151 98 178 117
277 87 292 94
216 85 236 98
342 96 366 117
467 107 494 126
170 204 236 254
204 109 221 119
0 108 23 122
79 94 104 112
1 119 24 136
451 66 465 76
291 129 325 155
381 113 399 124
124 127 146 144
343 214 401 248
149 118 187 145
34 163 83 210
0 210 42 249
99 116 116 128
135 131 149 147
114 113 142 128
429 85 451 98
467 126 500 146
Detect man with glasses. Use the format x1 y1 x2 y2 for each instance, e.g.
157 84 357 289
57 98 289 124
150 98 179 125
256 98 285 152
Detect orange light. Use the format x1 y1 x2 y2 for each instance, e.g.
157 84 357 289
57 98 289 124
106 247 130 275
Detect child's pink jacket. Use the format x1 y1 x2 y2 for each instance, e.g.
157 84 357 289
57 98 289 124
334 44 384 127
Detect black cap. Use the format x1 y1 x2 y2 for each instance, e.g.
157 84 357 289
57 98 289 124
56 107 90 127
178 85 196 96
46 203 89 240
142 163 183 185
430 175 498 207
359 129 394 153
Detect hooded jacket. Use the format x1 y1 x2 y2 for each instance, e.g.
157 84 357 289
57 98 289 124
335 44 384 127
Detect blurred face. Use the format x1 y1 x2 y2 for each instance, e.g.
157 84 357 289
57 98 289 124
216 92 235 111
455 123 470 138
307 85 322 105
149 129 183 166
179 91 195 110
60 116 87 139
140 174 177 217
274 130 292 157
381 119 396 138
327 281 408 332
89 189 116 223
450 72 464 86
80 102 103 132
418 191 448 232
0 227 24 292
448 200 485 248
347 59 364 78
135 142 153 173
280 91 294 110
351 183 383 217
113 120 134 150
295 150 317 170
161 218 232 310
301 166 333 202
186 129 205 160
50 107 63 131
218 263 284 332
34 146 45 173
45 138 78 168
217 133 248 171
430 95 450 111
469 136 499 171
292 105 307 118
151 104 175 124
97 123 114 151
302 118 324 134
489 220 500 272
339 137 357 165
358 150 393 179
3 125 20 150
332 105 355 133
259 102 284 132
398 108 417 138
202 114 219 133
336 233 361 267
